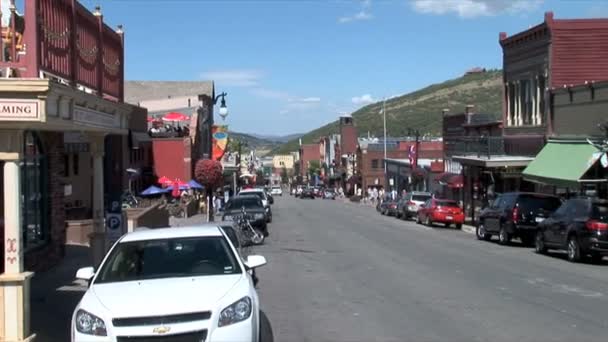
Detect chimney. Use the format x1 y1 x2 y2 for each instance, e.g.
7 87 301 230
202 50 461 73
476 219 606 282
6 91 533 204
499 32 507 41
442 108 450 116
465 105 475 124
544 11 554 23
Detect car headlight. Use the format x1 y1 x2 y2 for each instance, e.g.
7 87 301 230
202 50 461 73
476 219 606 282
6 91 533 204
254 213 264 219
75 309 107 336
218 296 252 327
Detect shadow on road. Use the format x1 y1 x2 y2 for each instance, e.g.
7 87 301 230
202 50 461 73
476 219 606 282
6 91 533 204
260 310 275 342
31 244 91 342
541 250 608 266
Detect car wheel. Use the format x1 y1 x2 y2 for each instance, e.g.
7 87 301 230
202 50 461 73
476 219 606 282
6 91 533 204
476 223 491 241
498 225 511 245
444 223 450 228
567 235 581 262
425 216 432 227
251 229 265 245
534 230 547 254
416 214 421 224
456 223 462 230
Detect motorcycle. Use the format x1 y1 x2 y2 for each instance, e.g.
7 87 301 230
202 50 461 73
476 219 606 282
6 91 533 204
234 207 265 246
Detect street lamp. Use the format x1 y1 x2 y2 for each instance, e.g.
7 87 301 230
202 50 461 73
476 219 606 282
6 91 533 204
379 98 388 174
215 92 229 121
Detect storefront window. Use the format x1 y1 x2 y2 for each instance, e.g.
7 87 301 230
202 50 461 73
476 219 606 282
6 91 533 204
22 131 48 250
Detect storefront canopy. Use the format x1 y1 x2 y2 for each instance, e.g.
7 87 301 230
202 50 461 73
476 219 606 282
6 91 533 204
435 172 464 188
522 142 603 188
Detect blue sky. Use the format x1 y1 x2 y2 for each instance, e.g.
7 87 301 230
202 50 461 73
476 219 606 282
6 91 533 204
68 1 608 134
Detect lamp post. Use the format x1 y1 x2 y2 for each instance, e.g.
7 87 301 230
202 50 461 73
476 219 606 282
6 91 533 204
381 98 387 173
215 92 229 121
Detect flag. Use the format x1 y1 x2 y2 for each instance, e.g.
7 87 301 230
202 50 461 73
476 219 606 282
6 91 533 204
408 145 417 168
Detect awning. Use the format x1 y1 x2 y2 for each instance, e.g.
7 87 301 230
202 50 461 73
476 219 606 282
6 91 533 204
522 142 603 188
435 172 464 188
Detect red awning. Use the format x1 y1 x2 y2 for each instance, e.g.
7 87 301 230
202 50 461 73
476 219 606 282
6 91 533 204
162 112 189 122
435 173 463 188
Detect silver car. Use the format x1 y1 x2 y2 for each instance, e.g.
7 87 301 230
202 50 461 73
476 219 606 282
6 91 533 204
401 191 432 220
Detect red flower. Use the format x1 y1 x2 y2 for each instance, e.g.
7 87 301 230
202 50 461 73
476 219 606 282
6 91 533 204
194 159 224 188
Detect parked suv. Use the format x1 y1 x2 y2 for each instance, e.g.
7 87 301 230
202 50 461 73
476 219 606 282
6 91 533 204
535 197 608 263
476 192 562 246
400 191 432 220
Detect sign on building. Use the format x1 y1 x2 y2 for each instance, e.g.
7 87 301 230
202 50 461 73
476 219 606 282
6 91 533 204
0 99 40 120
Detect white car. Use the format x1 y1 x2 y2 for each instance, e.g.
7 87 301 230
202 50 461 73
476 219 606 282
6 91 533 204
71 225 267 342
270 186 282 196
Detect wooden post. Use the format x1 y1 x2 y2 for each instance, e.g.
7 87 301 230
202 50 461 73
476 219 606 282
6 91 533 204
117 25 125 101
70 0 78 85
94 6 103 95
9 0 16 62
23 0 39 77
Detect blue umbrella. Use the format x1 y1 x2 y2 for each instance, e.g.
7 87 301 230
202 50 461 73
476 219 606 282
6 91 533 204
188 179 204 190
140 185 169 196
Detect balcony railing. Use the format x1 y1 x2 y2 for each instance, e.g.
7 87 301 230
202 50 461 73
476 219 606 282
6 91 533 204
445 136 505 158
0 0 124 101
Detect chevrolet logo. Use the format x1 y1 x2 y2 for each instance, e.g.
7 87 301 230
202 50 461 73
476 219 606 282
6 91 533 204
152 326 171 334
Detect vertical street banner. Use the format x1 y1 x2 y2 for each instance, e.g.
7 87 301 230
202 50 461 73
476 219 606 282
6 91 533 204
212 125 229 161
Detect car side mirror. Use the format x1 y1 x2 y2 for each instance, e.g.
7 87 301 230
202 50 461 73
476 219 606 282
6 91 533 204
76 267 95 281
245 255 267 269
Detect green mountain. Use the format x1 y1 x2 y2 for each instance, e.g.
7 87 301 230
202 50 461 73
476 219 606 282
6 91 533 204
273 70 503 154
228 131 281 156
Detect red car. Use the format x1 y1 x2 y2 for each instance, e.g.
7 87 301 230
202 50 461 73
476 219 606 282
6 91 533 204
416 198 464 229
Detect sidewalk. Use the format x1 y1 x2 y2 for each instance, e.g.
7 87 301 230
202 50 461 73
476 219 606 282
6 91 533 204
31 244 92 342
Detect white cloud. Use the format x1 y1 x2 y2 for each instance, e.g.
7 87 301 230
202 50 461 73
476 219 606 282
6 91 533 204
339 0 374 23
200 69 263 87
411 0 543 18
289 97 321 103
279 109 290 115
352 94 375 105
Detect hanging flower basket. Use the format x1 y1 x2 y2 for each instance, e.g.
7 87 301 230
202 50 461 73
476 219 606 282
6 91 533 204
194 159 224 190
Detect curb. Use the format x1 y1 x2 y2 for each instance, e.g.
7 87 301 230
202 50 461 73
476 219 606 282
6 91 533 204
461 224 476 235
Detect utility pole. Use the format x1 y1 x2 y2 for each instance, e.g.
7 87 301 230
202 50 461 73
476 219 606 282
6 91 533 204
415 129 420 168
382 97 387 174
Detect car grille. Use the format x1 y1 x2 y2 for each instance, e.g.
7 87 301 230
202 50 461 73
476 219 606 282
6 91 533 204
117 330 207 342
113 312 211 327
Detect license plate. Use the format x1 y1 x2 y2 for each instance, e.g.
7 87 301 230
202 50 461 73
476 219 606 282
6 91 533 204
535 217 545 223
446 216 453 220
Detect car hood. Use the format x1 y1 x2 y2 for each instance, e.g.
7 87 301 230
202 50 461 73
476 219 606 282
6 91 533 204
91 274 242 317
224 208 265 215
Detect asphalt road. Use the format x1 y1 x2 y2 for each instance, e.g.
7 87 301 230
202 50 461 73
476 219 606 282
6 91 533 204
255 195 608 342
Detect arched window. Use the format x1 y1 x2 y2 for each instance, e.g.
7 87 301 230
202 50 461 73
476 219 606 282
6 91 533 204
22 131 48 249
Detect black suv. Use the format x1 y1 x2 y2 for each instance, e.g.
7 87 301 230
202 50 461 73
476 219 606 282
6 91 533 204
476 192 562 246
535 197 608 263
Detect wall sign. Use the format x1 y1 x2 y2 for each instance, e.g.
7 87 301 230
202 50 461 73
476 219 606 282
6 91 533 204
0 99 39 120
74 106 119 129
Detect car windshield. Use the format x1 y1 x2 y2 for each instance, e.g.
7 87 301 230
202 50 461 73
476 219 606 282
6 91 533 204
436 200 459 207
227 197 262 209
243 191 266 200
518 195 562 212
412 195 431 202
95 236 241 284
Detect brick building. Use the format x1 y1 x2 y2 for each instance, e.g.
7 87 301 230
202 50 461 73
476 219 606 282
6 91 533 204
0 1 142 340
499 11 608 175
299 143 321 183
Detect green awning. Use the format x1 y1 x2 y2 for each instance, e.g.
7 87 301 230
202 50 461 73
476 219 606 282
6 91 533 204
522 142 602 188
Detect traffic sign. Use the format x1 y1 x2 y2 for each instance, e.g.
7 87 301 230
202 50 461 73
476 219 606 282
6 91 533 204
106 213 123 240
